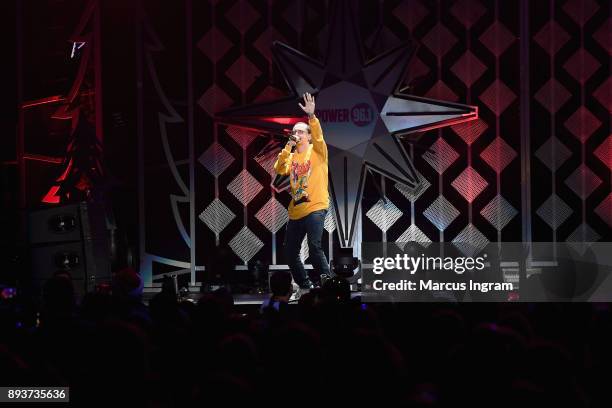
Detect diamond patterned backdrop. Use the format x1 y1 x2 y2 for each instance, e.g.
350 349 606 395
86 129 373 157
531 0 610 245
373 0 523 258
137 0 610 284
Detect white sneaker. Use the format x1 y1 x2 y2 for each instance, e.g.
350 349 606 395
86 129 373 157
289 286 310 302
320 274 331 286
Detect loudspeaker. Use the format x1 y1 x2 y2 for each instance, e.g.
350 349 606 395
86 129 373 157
28 202 111 297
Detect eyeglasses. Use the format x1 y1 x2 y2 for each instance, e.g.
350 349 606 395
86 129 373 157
292 129 308 135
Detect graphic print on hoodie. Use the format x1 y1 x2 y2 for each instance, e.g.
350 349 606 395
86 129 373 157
290 159 312 205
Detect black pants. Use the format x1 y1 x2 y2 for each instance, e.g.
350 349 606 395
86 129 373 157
283 209 330 288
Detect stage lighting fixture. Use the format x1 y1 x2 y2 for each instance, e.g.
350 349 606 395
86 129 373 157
331 255 360 278
70 41 86 59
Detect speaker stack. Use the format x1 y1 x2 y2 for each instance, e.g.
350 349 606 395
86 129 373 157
28 202 111 298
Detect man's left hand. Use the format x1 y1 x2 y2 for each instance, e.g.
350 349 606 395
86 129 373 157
299 92 315 117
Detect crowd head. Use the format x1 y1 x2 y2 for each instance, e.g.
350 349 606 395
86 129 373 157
0 267 608 407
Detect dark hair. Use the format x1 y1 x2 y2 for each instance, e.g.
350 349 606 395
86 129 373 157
269 271 292 297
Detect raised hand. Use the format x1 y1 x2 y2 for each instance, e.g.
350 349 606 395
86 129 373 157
298 92 315 117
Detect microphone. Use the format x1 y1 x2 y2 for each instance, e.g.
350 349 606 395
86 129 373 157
284 132 299 152
286 131 300 143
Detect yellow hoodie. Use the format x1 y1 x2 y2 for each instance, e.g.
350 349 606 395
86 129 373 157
273 115 329 220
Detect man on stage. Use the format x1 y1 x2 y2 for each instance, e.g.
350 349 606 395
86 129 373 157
274 92 330 297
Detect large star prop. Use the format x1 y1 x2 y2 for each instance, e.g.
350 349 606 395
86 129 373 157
216 0 478 248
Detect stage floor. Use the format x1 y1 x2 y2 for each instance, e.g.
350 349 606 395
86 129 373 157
142 287 362 305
